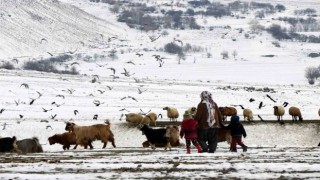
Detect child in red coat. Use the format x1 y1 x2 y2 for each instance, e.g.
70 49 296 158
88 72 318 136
180 111 202 154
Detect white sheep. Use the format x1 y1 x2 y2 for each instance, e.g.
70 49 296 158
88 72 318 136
142 112 158 125
243 108 253 121
163 107 179 122
273 106 285 121
125 113 144 125
187 107 197 117
289 106 303 121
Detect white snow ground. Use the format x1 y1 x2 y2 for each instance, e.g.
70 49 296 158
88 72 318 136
0 0 320 179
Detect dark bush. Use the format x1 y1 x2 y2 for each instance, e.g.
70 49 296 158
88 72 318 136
308 53 320 58
23 55 78 75
0 62 15 70
275 4 286 12
267 24 291 40
305 66 320 85
164 42 183 55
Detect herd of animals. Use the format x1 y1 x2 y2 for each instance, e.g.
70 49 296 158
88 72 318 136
1 105 320 153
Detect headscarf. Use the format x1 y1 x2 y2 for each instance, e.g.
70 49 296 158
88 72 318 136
200 91 216 127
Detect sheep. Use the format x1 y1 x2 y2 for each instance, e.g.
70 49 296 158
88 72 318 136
219 107 237 121
288 106 303 121
125 113 144 125
243 108 254 121
165 125 180 146
318 108 320 117
141 112 158 125
16 137 43 153
65 120 116 149
48 132 80 150
218 128 232 144
273 106 285 121
187 107 197 117
163 107 179 122
142 125 180 148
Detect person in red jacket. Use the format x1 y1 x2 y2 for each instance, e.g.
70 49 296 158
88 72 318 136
180 111 202 154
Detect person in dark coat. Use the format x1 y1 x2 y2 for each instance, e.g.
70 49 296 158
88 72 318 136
224 115 248 152
180 111 202 154
194 91 223 153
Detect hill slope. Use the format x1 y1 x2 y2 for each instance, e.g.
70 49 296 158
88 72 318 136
0 0 127 58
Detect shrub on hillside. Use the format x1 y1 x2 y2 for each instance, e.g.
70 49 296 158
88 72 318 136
23 55 78 75
164 42 183 55
267 24 291 40
305 66 320 85
0 62 15 70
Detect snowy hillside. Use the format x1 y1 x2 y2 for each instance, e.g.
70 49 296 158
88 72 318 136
0 0 127 58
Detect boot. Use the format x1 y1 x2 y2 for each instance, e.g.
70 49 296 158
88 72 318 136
187 147 191 154
242 145 247 152
196 144 202 153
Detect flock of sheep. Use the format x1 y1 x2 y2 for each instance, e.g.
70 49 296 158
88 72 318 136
126 105 317 126
1 105 319 153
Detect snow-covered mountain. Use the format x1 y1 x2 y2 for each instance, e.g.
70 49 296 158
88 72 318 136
0 0 127 58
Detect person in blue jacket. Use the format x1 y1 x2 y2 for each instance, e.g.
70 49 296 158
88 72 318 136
223 115 248 152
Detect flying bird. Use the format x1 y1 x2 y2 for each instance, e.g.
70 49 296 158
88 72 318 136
140 109 151 115
70 62 79 66
12 58 19 64
266 94 276 103
40 38 47 44
283 102 289 107
56 94 65 99
67 49 78 54
42 108 53 112
119 108 129 112
106 86 113 90
93 100 104 106
97 90 105 94
19 114 24 119
258 101 265 109
135 52 143 57
107 67 116 74
125 60 135 65
47 52 53 56
2 123 8 130
108 36 117 42
149 34 161 42
36 91 43 98
119 113 124 121
121 68 135 77
0 108 5 114
46 125 53 130
128 96 138 102
74 110 79 115
20 83 29 89
93 114 98 120
29 98 36 105
96 63 108 67
257 115 265 121
138 88 147 94
249 98 255 102
50 114 57 119
174 38 183 46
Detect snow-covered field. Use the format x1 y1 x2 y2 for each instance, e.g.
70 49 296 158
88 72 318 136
0 0 320 179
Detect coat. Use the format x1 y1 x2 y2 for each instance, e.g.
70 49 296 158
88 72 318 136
180 118 198 139
194 102 223 129
224 122 247 138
